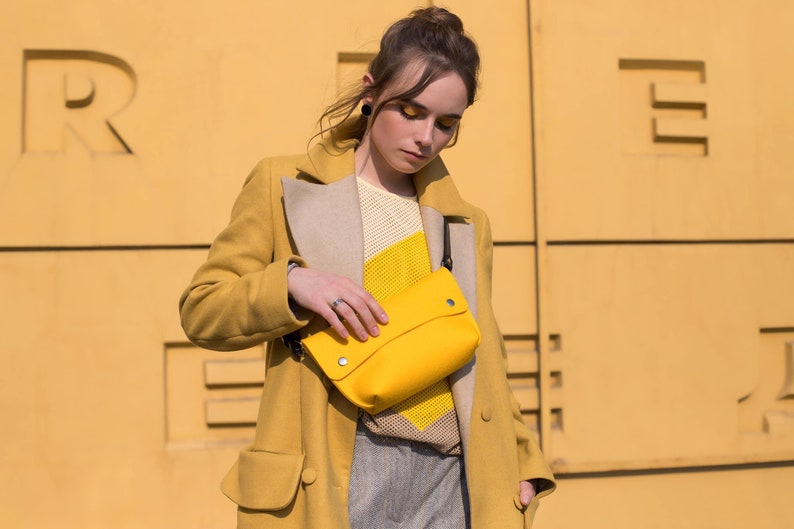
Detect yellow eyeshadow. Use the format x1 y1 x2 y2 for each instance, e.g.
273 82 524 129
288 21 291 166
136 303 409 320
401 104 421 117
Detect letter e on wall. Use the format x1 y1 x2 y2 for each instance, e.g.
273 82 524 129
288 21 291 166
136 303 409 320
619 59 708 156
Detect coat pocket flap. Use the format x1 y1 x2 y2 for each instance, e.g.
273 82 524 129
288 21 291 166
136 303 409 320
221 448 305 511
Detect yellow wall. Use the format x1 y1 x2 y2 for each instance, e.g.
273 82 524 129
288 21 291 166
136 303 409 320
1 1 792 528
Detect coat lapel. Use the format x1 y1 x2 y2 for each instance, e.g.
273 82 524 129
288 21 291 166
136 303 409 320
421 206 478 455
282 174 363 284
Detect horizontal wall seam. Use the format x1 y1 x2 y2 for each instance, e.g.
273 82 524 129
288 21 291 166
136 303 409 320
2 239 793 252
0 244 211 252
556 458 794 480
546 239 794 246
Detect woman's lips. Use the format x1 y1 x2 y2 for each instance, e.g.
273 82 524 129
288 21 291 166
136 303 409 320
402 150 427 161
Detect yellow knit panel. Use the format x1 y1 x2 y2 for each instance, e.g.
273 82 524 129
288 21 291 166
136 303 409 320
363 231 432 301
391 379 456 431
363 233 456 431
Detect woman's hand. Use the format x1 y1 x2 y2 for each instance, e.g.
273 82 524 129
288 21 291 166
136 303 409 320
288 266 388 341
519 480 537 507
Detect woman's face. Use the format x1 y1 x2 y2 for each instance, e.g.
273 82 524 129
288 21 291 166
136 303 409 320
363 70 469 179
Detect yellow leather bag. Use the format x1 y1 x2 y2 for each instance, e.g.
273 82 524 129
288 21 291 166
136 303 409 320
299 266 481 415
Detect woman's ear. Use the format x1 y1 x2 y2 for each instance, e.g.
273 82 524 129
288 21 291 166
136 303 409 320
361 73 375 105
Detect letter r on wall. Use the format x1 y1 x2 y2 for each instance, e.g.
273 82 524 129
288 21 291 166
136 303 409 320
23 50 136 153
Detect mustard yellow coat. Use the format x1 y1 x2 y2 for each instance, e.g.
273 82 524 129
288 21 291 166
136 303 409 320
179 139 556 529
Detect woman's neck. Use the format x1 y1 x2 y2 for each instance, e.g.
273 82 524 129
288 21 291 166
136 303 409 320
354 139 417 197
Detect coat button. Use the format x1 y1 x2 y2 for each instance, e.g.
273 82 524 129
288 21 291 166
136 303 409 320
513 493 527 512
481 407 492 421
301 468 317 485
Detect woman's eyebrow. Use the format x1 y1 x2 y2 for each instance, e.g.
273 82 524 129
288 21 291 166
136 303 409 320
402 99 463 120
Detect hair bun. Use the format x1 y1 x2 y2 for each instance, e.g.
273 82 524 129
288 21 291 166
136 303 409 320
413 6 465 34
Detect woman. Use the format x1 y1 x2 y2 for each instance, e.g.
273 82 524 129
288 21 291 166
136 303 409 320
179 7 555 529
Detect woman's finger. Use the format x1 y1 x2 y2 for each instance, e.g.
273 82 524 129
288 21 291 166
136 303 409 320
314 299 351 340
332 293 387 340
287 267 387 339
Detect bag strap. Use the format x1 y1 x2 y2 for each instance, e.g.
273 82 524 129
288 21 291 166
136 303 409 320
441 217 453 271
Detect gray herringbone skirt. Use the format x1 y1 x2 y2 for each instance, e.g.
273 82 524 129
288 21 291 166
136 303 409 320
348 422 471 529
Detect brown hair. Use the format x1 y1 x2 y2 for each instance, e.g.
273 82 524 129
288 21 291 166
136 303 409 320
319 6 480 145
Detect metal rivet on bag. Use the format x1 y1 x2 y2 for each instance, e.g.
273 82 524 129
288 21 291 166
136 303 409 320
338 357 348 366
446 298 455 307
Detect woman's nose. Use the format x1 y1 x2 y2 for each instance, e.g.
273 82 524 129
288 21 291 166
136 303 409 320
415 120 434 146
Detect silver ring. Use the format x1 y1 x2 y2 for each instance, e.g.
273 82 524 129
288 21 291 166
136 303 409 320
331 297 345 309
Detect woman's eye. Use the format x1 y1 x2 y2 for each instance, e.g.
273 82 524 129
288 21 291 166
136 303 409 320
436 118 458 132
398 103 458 131
399 104 422 119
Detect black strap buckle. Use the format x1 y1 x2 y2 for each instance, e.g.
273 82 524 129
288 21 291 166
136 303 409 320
283 331 305 357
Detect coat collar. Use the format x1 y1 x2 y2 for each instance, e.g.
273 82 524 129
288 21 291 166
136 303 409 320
296 138 474 220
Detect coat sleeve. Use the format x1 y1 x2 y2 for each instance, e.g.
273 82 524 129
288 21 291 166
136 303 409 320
473 208 557 496
178 158 309 351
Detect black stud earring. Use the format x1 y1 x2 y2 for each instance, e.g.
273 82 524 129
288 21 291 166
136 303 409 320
361 103 372 117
